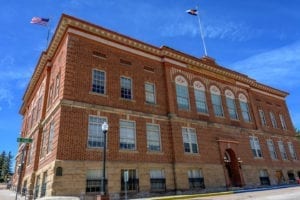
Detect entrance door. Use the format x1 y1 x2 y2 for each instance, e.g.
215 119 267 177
224 149 242 187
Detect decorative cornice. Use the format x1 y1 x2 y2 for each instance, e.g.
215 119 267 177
21 14 288 113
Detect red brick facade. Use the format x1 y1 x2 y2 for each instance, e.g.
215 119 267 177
13 14 300 199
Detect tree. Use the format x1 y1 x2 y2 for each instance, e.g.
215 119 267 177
0 151 13 183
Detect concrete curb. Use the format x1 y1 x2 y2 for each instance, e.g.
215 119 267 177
146 184 300 200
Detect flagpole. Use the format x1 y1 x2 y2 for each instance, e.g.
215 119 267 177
196 5 208 56
46 17 51 50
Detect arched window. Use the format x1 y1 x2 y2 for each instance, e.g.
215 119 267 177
175 75 190 110
210 85 224 117
56 167 63 176
225 90 238 120
238 94 251 122
193 81 208 114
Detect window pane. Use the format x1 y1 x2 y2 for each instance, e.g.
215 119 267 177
240 101 251 122
145 83 156 104
121 77 132 99
88 116 106 148
211 94 224 117
182 128 198 153
176 84 190 110
194 89 208 113
120 120 136 150
92 70 105 94
147 124 161 151
226 98 238 120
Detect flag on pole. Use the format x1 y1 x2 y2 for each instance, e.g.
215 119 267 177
30 17 49 26
186 9 198 16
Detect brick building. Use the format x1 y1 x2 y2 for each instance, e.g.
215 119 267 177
13 14 300 199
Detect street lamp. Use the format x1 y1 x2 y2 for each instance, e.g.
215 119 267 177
101 121 108 196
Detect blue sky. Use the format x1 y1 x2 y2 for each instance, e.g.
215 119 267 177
0 0 299 157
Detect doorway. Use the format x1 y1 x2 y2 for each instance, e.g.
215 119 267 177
224 149 243 187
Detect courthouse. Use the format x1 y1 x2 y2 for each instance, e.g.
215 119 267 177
13 14 300 199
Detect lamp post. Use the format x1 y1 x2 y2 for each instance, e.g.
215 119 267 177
101 121 108 196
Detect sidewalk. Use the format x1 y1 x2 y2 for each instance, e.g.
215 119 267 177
142 184 300 200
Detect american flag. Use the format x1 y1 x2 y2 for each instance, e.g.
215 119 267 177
30 17 49 26
186 9 198 16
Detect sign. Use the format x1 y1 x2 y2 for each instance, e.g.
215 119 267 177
17 137 33 143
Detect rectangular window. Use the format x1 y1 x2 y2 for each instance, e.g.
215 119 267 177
194 89 208 114
34 175 40 199
54 73 60 97
240 101 251 122
147 124 161 152
92 70 106 94
120 77 132 99
36 96 43 121
270 112 278 128
88 116 107 148
145 83 156 104
259 109 267 126
278 141 288 160
288 142 297 160
211 94 224 117
86 170 106 193
47 84 53 107
47 122 55 153
176 84 190 110
27 141 35 165
40 128 48 158
182 128 198 154
121 169 139 191
120 120 136 150
150 169 166 191
249 136 262 158
279 114 287 130
266 139 277 160
188 169 205 189
259 169 270 185
40 172 47 197
226 97 238 120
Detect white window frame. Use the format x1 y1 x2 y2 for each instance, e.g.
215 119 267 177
119 120 136 150
288 142 297 160
210 86 224 117
92 69 106 94
279 114 287 130
270 112 278 128
150 169 166 191
225 90 238 120
278 141 288 160
259 109 267 126
266 139 278 160
88 115 107 148
146 123 161 152
120 76 133 99
175 76 190 110
239 94 251 122
188 169 205 189
145 82 156 104
47 122 55 153
193 81 208 114
250 136 263 158
182 128 198 154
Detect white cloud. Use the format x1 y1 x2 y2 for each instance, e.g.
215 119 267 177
205 21 262 41
230 41 300 88
0 55 32 107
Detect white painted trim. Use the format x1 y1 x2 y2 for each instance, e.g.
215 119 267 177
251 88 285 100
68 28 161 61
